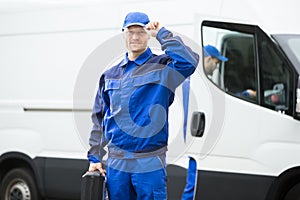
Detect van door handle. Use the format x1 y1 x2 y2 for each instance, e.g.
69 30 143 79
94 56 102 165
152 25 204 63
190 112 205 137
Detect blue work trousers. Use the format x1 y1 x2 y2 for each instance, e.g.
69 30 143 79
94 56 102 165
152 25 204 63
106 157 167 200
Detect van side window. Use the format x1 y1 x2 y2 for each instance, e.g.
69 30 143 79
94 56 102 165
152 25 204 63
202 25 257 103
202 21 294 115
259 39 293 114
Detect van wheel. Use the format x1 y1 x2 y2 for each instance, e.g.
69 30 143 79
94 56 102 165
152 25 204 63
283 182 300 200
0 168 39 200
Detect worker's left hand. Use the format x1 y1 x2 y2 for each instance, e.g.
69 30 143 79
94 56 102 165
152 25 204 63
145 21 162 37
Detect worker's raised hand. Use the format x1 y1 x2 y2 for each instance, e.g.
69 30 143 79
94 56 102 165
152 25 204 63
145 21 162 37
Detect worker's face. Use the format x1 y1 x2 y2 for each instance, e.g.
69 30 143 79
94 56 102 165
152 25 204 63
124 25 150 54
204 56 220 75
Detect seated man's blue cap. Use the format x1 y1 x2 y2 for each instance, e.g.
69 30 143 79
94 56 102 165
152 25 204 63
122 12 150 31
204 45 228 61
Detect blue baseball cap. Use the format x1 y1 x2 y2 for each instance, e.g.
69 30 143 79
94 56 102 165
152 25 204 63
204 45 228 61
122 12 150 31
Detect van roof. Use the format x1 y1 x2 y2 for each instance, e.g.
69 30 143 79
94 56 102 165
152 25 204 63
0 0 298 35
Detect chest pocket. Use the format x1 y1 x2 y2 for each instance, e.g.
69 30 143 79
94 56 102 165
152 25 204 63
104 79 121 111
104 79 121 91
132 70 161 87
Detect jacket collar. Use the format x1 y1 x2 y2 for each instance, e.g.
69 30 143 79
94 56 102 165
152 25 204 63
119 47 153 67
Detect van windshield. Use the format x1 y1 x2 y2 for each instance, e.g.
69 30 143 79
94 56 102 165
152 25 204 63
273 34 300 73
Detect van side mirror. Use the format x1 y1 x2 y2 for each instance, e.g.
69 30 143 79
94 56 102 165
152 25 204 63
264 83 287 111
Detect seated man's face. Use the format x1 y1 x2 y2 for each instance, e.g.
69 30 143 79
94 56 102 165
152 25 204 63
204 56 220 75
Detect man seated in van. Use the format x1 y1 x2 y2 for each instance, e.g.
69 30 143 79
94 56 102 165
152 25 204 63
203 45 257 99
203 44 228 78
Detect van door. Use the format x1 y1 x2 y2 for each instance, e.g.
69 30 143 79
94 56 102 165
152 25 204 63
191 21 300 200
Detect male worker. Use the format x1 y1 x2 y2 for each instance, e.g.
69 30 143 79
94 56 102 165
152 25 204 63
87 12 199 200
203 44 228 76
203 44 256 98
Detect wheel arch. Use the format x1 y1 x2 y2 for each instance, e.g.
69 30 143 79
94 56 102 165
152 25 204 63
266 166 300 200
0 152 45 197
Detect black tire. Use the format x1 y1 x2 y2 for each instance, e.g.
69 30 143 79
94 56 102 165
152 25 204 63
0 168 40 200
284 182 300 200
266 169 300 200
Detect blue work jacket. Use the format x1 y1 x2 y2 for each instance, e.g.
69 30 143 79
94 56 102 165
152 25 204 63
88 27 199 163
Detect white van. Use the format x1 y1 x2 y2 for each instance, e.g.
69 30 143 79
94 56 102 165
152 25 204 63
0 0 300 199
